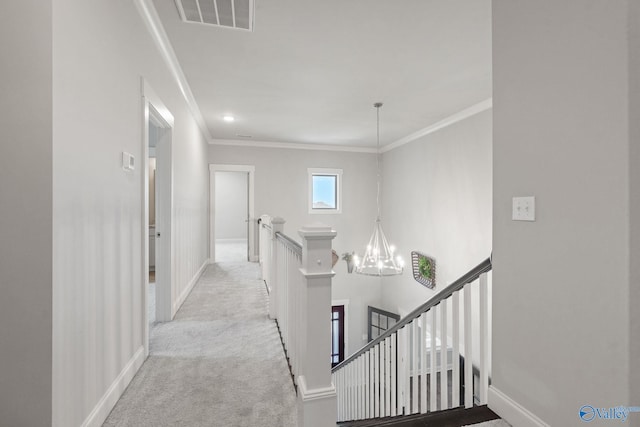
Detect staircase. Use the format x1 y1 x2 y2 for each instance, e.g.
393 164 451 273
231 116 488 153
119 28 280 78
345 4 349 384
338 406 499 427
332 258 493 424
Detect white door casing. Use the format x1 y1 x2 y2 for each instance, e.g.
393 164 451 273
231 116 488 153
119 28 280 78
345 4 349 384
209 164 256 262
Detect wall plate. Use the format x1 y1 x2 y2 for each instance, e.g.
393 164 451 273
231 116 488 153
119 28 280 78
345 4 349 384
122 152 135 172
512 196 535 221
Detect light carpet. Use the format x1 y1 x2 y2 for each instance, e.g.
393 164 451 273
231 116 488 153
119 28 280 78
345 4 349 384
215 240 248 262
103 261 297 427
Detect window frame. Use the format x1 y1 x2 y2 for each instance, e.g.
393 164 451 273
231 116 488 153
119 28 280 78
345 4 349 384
308 168 343 214
367 306 400 342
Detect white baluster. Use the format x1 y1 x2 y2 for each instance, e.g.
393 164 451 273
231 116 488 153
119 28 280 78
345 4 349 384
403 326 410 415
440 299 448 410
350 362 354 420
452 291 461 408
396 329 403 414
358 360 362 419
430 307 437 412
335 372 340 421
411 319 418 414
344 363 349 420
385 336 391 416
342 369 347 421
374 344 380 417
391 332 397 416
365 351 370 418
361 355 366 420
464 285 473 408
338 369 347 421
479 273 489 405
420 312 427 414
283 246 288 349
369 349 375 418
278 244 284 334
293 249 300 378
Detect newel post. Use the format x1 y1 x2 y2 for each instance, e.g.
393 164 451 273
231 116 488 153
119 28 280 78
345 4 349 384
297 223 337 427
268 217 285 320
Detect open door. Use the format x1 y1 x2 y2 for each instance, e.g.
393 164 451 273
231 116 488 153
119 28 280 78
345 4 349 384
152 116 172 322
142 79 174 357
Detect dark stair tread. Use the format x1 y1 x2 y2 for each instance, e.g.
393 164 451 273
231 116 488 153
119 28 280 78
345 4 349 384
337 405 499 427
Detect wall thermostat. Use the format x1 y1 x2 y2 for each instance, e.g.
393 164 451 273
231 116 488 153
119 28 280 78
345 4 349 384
122 152 135 172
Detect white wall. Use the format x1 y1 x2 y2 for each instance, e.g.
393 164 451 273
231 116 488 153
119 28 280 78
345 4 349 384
492 1 632 425
215 171 248 240
50 1 209 426
630 0 640 410
0 1 53 425
380 110 492 316
208 144 381 355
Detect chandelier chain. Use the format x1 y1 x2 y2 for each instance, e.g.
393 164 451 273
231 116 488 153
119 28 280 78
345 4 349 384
376 103 381 220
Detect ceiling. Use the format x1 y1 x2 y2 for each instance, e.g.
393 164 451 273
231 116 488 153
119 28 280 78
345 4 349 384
152 0 492 149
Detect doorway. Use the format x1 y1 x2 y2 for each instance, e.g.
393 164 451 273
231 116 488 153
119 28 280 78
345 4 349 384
331 299 349 367
214 171 249 262
148 116 172 324
142 80 174 356
331 305 345 367
209 164 256 263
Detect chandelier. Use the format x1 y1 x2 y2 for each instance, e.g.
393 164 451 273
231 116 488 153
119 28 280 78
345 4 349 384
354 103 404 276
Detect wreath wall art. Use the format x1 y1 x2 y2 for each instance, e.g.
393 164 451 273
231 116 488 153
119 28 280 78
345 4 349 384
411 251 436 289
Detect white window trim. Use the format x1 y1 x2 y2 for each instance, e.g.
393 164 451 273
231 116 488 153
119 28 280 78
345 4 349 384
308 168 343 214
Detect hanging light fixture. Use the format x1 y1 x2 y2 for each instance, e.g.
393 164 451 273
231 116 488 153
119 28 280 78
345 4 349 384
354 103 404 276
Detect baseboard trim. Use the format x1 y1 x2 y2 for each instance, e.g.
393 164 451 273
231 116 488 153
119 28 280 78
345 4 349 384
488 386 550 427
81 346 145 427
173 258 210 315
298 376 336 402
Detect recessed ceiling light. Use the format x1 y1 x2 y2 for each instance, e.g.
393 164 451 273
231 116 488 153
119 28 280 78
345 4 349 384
223 115 235 123
236 134 252 138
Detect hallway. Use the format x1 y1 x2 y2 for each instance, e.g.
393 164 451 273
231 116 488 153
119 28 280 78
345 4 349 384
103 261 297 427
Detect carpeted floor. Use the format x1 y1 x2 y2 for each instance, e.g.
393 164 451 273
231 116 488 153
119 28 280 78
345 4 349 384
215 240 248 262
103 261 297 427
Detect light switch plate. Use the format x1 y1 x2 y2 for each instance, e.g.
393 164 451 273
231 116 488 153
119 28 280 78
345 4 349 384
122 152 135 172
512 196 535 221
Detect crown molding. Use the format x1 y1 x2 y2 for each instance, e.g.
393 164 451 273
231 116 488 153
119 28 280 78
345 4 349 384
380 98 493 153
210 99 492 155
134 0 213 141
209 138 379 154
131 5 491 157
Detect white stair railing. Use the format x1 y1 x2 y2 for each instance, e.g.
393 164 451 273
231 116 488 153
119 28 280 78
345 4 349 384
332 258 492 422
258 215 338 427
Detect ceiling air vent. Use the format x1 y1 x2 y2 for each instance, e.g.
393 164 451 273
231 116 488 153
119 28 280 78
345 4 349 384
175 0 255 32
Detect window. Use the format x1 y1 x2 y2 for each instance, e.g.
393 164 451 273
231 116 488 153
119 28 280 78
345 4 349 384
368 306 400 342
308 168 342 214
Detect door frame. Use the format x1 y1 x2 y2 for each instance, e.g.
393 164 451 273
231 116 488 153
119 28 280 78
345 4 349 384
142 78 174 357
209 164 256 262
